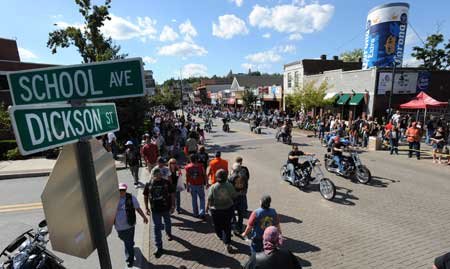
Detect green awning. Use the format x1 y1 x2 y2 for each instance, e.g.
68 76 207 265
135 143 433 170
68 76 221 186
336 94 351 105
349 93 365 106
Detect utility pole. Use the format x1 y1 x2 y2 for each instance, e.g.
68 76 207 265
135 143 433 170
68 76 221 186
180 68 184 116
387 58 397 119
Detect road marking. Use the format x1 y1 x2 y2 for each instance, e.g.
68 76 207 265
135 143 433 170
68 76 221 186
0 202 42 213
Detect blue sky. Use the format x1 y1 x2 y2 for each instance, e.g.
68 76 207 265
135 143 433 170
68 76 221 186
1 0 449 83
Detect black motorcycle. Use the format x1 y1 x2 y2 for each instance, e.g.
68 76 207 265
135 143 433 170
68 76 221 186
0 220 65 269
276 129 292 145
222 118 230 132
324 151 372 184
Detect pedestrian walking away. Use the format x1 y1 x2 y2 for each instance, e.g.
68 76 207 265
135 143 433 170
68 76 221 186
143 168 176 258
168 158 182 213
206 169 237 253
228 156 250 234
125 140 142 186
241 194 281 254
207 151 229 185
114 183 148 268
141 133 159 172
185 154 207 218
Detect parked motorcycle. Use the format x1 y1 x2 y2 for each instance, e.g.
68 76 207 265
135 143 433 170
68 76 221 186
280 155 336 200
0 220 66 269
324 151 372 184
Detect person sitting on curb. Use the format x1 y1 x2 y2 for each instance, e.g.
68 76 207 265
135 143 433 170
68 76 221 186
433 252 450 269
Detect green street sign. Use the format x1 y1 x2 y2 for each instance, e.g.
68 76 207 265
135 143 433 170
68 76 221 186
9 103 119 155
8 58 145 106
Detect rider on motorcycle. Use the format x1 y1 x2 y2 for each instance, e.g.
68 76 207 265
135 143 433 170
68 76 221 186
287 145 312 180
331 136 345 175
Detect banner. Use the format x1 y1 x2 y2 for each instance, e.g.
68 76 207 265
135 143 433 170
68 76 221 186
377 72 419 95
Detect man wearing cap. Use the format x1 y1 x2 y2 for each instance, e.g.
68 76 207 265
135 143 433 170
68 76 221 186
206 169 237 253
141 134 159 173
207 151 229 185
150 157 170 180
143 168 176 258
115 183 148 267
125 141 141 186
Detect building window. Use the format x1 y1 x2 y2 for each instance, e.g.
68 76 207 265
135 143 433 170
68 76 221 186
294 71 299 88
287 73 292 88
0 75 8 90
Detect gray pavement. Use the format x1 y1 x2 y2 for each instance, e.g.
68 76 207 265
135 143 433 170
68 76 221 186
0 118 449 268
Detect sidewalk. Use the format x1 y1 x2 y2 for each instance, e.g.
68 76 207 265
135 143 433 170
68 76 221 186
0 155 127 180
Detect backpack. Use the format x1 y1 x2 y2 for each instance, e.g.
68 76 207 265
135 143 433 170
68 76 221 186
125 193 136 226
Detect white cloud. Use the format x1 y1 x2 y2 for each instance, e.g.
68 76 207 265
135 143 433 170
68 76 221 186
212 14 248 39
143 56 157 65
101 14 157 42
289 33 303 40
277 44 296 53
54 21 84 29
171 19 177 23
18 47 38 61
229 0 243 7
179 19 198 39
402 56 423 67
245 50 281 63
158 41 207 57
51 14 63 19
249 3 334 37
159 26 179 42
181 63 208 78
405 30 419 46
241 63 271 71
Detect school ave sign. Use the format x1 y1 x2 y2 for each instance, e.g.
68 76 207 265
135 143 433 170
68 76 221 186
8 58 144 106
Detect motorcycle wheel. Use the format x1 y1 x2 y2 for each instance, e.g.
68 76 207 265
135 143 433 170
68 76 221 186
355 165 371 184
319 178 336 200
324 157 334 172
280 166 288 181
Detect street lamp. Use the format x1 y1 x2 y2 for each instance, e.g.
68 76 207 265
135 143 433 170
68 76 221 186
387 58 399 118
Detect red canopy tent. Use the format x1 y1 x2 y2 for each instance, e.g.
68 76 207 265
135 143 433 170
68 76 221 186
399 91 448 121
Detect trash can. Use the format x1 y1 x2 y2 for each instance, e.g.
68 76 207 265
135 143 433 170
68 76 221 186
368 136 382 151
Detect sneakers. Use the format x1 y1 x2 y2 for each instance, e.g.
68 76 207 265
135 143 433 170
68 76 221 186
226 244 232 253
167 234 173 241
153 248 163 258
126 260 134 268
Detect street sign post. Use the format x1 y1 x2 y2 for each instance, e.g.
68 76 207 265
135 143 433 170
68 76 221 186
9 103 119 155
7 58 145 106
41 139 119 259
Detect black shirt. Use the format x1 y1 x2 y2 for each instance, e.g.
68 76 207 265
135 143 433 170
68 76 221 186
332 142 343 157
288 150 304 164
143 179 175 213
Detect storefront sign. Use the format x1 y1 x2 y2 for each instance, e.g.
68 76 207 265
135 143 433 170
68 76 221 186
377 72 419 95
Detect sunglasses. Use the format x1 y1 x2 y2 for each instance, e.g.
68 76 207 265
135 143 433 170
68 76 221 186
119 189 126 192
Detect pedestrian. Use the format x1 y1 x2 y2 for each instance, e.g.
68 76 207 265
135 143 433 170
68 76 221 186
185 154 207 219
114 183 148 268
141 134 159 173
207 151 229 185
244 226 300 269
168 158 182 213
431 127 446 164
406 122 422 160
228 158 250 234
426 116 435 145
143 168 176 258
197 145 209 172
185 132 198 155
433 252 450 269
125 141 141 186
150 157 170 180
388 126 399 155
206 169 237 253
107 131 118 160
241 195 281 254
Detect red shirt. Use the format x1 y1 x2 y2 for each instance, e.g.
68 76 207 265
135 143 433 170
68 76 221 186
141 143 158 164
185 163 206 186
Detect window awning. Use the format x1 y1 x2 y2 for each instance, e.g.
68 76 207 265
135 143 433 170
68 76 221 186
324 92 338 100
336 94 351 105
349 93 365 106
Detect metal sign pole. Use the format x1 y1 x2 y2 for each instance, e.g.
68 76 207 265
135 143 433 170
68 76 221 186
75 139 112 269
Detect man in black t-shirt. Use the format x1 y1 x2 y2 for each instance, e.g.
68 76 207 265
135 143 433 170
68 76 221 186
287 145 311 179
332 136 344 174
143 168 176 258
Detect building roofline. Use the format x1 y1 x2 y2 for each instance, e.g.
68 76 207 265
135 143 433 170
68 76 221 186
0 37 16 42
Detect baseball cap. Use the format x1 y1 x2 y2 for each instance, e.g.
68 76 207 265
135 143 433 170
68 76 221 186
125 141 133 146
157 156 166 164
118 183 128 190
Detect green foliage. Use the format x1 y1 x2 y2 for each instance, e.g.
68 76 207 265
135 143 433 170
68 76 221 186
0 140 17 160
6 147 25 160
0 103 11 130
411 33 450 70
149 89 181 111
47 0 127 63
340 48 363 62
286 80 332 112
242 90 257 111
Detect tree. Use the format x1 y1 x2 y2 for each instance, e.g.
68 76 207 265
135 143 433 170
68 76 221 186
340 48 363 62
47 0 148 139
0 103 11 131
148 88 181 111
411 33 450 70
285 81 332 113
242 89 257 111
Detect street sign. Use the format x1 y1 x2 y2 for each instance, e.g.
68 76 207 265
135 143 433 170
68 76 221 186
7 58 145 106
41 139 119 259
9 103 119 155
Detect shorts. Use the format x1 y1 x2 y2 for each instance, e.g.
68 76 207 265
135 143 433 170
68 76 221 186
433 143 444 151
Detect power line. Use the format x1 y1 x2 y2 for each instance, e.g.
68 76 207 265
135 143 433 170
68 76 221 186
334 30 365 54
408 22 426 45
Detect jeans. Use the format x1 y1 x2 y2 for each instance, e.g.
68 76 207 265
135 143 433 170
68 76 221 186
250 238 263 254
362 133 369 148
408 141 421 159
333 155 343 172
129 165 139 183
117 227 135 263
390 139 399 154
175 191 181 212
211 207 233 245
151 211 172 249
110 142 118 160
426 129 434 144
190 185 205 216
232 195 246 232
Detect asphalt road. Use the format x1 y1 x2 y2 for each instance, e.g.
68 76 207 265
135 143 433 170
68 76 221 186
1 118 449 269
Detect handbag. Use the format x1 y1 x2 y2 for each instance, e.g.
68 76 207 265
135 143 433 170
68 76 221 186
176 170 186 192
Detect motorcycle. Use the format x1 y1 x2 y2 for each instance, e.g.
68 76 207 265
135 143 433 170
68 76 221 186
204 119 212 133
276 129 292 145
222 118 230 132
324 151 372 184
0 220 66 269
280 156 336 200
